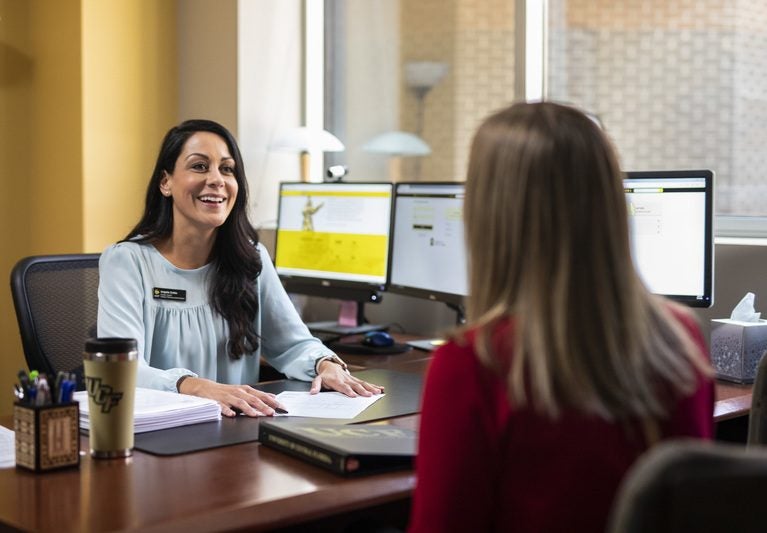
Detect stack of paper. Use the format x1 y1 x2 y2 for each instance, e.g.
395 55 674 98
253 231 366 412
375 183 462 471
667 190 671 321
0 426 14 468
74 388 221 433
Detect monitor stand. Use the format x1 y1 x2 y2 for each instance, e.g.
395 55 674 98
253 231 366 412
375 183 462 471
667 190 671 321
306 300 388 335
405 302 466 351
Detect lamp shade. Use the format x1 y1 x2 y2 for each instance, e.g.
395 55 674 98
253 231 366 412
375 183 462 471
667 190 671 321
405 61 449 91
271 127 345 152
362 131 431 156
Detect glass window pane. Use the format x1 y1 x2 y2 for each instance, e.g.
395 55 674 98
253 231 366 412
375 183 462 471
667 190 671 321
547 0 767 217
325 0 516 183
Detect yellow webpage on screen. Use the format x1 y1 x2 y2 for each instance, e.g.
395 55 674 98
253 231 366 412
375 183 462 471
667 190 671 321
275 231 388 277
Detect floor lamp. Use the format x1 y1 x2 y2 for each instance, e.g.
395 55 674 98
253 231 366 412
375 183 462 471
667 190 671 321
404 61 448 179
405 61 449 137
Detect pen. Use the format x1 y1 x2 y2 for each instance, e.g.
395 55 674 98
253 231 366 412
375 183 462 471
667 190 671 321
17 370 29 398
54 371 66 403
36 375 51 406
231 406 289 415
59 380 75 403
27 385 37 404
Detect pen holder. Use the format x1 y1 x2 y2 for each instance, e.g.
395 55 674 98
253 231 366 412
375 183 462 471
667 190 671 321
14 402 80 472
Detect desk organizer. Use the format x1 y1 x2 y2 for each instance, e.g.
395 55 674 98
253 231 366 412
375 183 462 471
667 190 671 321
14 402 80 472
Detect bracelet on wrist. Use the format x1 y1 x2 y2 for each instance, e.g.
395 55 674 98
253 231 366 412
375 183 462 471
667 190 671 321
315 354 348 375
176 374 194 393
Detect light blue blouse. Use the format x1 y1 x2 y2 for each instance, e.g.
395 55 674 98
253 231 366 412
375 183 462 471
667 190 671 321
97 241 330 392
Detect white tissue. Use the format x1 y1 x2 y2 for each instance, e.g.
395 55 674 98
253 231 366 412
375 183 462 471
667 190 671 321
730 292 761 322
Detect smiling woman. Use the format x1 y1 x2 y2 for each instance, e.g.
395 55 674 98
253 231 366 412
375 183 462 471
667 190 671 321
96 120 384 417
157 131 239 253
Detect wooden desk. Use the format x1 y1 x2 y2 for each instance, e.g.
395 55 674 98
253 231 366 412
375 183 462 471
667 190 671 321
0 415 417 532
0 341 751 532
334 333 434 372
714 380 753 422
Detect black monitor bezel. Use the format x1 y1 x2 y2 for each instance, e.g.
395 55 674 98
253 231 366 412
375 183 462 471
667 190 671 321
387 181 467 307
624 169 714 308
273 181 395 303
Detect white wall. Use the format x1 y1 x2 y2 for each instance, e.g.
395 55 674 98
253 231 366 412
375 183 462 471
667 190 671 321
238 0 303 229
695 241 767 339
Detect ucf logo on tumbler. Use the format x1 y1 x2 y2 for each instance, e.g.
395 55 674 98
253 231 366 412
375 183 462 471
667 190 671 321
82 337 138 458
85 376 124 413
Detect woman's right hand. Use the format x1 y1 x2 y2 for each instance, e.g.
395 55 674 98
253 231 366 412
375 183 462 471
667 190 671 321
178 377 287 417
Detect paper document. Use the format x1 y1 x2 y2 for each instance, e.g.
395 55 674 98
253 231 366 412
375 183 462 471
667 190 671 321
274 391 385 419
74 388 221 433
0 425 15 468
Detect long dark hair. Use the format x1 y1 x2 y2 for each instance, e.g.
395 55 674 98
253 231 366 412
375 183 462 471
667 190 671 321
124 119 262 359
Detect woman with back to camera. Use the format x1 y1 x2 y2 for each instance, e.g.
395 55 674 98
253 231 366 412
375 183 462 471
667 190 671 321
97 119 382 417
408 102 713 532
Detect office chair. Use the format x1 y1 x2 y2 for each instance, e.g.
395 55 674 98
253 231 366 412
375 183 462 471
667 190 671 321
607 439 767 533
10 254 101 382
748 354 767 445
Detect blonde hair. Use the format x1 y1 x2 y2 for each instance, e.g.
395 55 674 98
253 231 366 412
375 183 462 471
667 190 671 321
463 102 711 421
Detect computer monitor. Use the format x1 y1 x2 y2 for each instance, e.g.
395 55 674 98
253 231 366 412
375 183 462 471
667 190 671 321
274 181 394 333
389 182 468 350
624 170 714 308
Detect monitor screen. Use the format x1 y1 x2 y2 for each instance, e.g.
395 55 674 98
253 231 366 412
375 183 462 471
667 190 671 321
624 170 714 308
274 182 394 302
388 182 468 306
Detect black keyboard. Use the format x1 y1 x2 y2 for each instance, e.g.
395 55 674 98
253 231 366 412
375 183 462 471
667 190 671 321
310 330 343 345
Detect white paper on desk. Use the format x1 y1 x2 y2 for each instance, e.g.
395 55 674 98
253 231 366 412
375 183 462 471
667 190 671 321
0 425 14 468
274 391 385 419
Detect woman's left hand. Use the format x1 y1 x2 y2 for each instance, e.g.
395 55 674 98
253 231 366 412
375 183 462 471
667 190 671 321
310 360 384 397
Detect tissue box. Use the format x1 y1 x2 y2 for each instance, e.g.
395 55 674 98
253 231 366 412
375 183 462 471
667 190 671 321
710 319 767 383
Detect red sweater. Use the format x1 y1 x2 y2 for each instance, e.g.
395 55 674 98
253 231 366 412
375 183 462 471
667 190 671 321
409 312 714 533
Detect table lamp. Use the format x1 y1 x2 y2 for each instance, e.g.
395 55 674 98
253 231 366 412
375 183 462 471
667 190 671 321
271 127 345 182
362 131 431 182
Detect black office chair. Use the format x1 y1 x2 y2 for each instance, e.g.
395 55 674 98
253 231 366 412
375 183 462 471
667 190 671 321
10 254 101 382
607 439 767 533
748 354 767 445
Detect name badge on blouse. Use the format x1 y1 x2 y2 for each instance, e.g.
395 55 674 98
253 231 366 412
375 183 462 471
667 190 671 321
153 287 187 302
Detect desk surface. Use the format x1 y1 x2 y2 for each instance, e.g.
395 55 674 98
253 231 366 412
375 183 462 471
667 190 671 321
714 380 753 421
0 416 417 533
0 337 752 532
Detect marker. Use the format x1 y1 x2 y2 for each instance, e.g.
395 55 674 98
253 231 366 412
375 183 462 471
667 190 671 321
59 380 75 403
17 370 30 401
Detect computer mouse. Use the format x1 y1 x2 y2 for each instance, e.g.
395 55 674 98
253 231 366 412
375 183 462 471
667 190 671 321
361 331 395 348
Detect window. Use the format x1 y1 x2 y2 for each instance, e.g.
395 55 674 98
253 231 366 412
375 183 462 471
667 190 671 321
546 0 767 224
323 1 767 234
324 0 516 184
